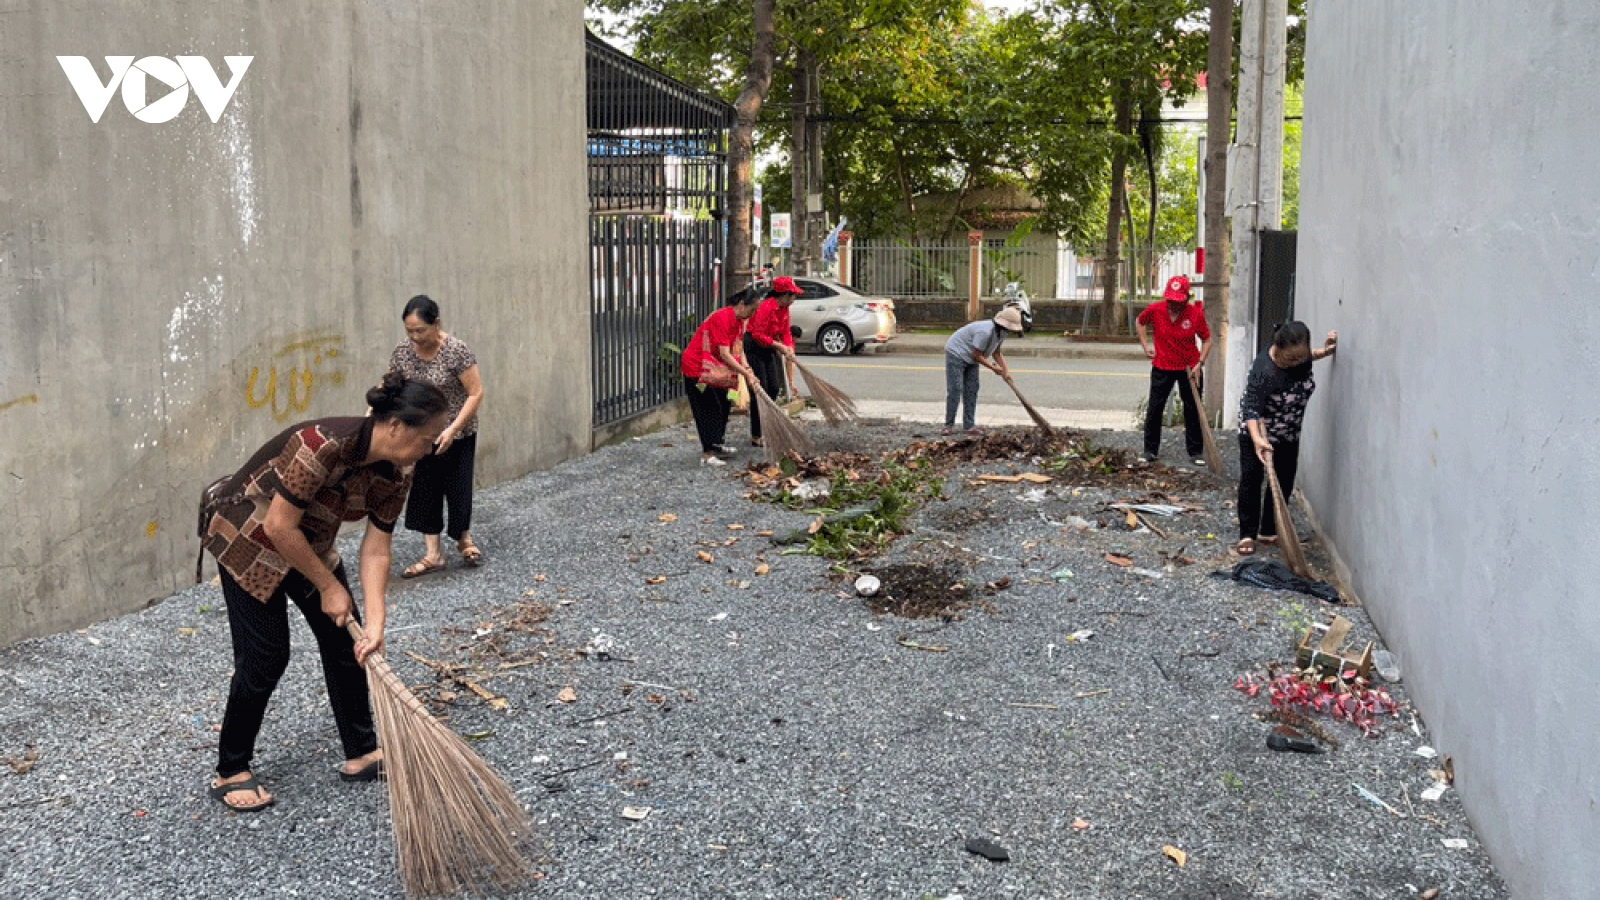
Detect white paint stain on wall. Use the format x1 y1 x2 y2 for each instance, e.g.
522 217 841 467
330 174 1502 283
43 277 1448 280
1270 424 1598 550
222 103 258 247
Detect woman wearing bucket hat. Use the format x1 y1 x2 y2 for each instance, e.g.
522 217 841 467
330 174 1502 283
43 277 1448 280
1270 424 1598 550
942 306 1026 436
1136 274 1212 465
743 276 805 447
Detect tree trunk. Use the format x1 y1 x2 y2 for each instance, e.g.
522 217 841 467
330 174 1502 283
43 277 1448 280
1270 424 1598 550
1098 84 1133 334
1202 0 1233 411
726 0 778 297
790 47 820 275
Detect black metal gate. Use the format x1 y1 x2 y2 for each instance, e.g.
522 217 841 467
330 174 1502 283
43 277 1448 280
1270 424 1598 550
1257 230 1298 353
587 32 733 428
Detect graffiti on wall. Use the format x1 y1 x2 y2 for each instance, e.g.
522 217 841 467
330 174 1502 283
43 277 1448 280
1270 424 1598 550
245 330 347 421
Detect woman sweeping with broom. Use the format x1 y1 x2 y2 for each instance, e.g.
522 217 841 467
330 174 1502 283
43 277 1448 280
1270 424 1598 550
942 306 1027 435
682 290 763 466
742 275 805 447
1236 322 1338 556
200 373 449 811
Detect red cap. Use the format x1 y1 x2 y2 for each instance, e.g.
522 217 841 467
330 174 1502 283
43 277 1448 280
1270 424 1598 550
1163 275 1193 301
770 276 803 295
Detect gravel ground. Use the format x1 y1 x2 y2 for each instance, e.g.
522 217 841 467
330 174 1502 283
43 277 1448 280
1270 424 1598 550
0 417 1508 899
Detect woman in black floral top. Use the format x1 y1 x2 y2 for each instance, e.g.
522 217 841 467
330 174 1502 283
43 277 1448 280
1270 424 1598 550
1236 321 1338 555
390 295 487 576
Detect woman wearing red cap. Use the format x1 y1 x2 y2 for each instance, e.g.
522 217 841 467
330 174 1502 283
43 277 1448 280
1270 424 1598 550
1136 274 1211 465
681 291 762 466
742 276 805 446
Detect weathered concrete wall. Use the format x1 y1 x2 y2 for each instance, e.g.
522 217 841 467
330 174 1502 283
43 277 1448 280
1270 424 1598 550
1298 2 1600 895
0 1 589 644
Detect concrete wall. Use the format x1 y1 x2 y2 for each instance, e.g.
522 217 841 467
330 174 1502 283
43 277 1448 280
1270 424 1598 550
1298 2 1600 895
0 1 590 644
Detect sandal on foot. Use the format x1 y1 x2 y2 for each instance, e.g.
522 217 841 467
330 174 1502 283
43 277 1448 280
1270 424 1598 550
402 557 447 579
339 758 385 783
1258 535 1279 546
210 775 275 812
1236 538 1257 556
457 539 483 567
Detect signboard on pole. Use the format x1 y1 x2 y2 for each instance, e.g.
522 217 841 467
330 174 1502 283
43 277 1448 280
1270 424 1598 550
752 184 763 248
770 213 792 249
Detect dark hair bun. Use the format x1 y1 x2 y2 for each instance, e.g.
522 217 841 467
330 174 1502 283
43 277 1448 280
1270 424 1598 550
366 370 408 414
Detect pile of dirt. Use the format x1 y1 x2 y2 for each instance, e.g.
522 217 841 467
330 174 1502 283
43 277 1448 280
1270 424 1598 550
859 560 995 620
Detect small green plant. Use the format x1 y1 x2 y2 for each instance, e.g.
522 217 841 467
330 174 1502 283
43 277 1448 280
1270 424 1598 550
1277 601 1317 641
1221 771 1244 792
197 603 213 614
772 463 944 560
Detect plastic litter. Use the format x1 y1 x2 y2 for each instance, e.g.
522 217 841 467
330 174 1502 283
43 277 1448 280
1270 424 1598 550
964 837 1009 862
854 575 881 597
1374 649 1401 682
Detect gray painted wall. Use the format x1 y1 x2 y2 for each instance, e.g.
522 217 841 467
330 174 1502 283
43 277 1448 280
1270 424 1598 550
0 1 590 645
1298 2 1600 895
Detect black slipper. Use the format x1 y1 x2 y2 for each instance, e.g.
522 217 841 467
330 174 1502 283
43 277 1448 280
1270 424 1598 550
210 775 275 812
339 758 385 783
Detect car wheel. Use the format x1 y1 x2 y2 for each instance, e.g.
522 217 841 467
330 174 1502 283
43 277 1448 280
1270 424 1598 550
817 324 852 356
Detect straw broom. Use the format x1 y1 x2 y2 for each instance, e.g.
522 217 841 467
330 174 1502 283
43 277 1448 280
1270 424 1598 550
1001 374 1054 437
1263 462 1311 578
751 382 812 463
792 359 858 426
1187 368 1225 475
346 621 537 897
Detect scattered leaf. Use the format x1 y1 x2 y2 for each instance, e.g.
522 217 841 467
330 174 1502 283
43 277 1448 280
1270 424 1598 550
1125 510 1140 529
756 530 774 537
658 513 677 523
620 806 651 821
1105 553 1134 567
754 563 771 576
646 576 667 585
535 573 548 583
646 694 666 705
1072 818 1091 831
463 730 496 741
807 516 824 535
177 627 196 637
696 550 714 563
1162 845 1188 867
557 687 578 703
132 809 148 818
727 523 745 531
521 589 539 598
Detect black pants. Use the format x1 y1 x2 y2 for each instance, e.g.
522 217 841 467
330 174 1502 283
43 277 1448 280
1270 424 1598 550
1237 435 1301 540
405 432 476 540
1143 366 1204 459
217 565 376 778
742 336 786 440
685 374 732 453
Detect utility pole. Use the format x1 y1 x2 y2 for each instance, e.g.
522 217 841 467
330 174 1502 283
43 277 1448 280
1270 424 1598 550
1223 0 1287 426
1201 0 1232 415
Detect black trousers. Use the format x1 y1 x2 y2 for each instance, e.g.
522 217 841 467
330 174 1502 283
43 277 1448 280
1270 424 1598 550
1143 366 1205 459
685 374 732 453
742 336 786 440
405 432 476 540
1237 435 1301 540
217 565 376 778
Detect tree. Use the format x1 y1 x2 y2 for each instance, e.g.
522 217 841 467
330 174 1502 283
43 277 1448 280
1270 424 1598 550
726 0 779 290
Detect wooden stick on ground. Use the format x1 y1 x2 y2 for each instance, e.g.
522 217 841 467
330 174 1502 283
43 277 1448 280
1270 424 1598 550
1002 375 1054 436
1264 461 1310 577
1187 368 1225 475
349 622 538 897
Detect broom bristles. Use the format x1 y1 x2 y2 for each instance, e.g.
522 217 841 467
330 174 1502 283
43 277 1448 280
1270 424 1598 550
1187 369 1225 475
352 624 538 898
752 384 812 462
1003 377 1054 436
793 361 858 427
1264 463 1311 578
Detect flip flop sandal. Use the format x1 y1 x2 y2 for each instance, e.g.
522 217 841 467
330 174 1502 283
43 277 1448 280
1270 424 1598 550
1236 538 1257 556
1259 535 1280 546
402 557 447 579
457 539 483 567
210 775 275 813
339 758 385 783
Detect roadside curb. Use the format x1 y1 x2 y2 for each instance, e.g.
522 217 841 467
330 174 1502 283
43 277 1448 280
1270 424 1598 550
878 337 1147 362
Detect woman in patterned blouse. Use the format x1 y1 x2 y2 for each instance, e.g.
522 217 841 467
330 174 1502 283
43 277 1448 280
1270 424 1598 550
201 373 449 811
1236 321 1338 556
391 295 487 577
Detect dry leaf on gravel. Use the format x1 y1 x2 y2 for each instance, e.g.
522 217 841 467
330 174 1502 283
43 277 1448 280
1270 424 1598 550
557 687 578 703
755 563 771 576
727 523 745 531
1163 845 1188 867
1071 818 1091 831
646 575 667 585
1105 553 1134 567
658 513 677 523
1125 510 1140 529
807 516 824 534
696 551 714 563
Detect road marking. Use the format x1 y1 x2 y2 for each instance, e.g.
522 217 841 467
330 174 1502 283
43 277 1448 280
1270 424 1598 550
801 362 1144 379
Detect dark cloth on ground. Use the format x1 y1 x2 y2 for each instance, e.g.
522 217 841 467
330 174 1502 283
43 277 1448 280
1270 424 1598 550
405 432 477 540
685 374 733 453
1238 434 1301 539
743 335 786 440
1143 365 1205 459
1211 559 1342 603
217 565 376 777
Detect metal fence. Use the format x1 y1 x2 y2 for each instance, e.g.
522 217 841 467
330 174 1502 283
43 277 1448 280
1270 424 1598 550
852 241 972 297
587 31 733 429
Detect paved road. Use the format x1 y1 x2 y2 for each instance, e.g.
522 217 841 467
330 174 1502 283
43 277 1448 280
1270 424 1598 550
795 354 1151 430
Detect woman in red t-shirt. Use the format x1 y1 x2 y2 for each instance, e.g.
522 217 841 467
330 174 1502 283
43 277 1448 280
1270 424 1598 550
1135 275 1212 465
681 290 762 466
742 276 804 447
